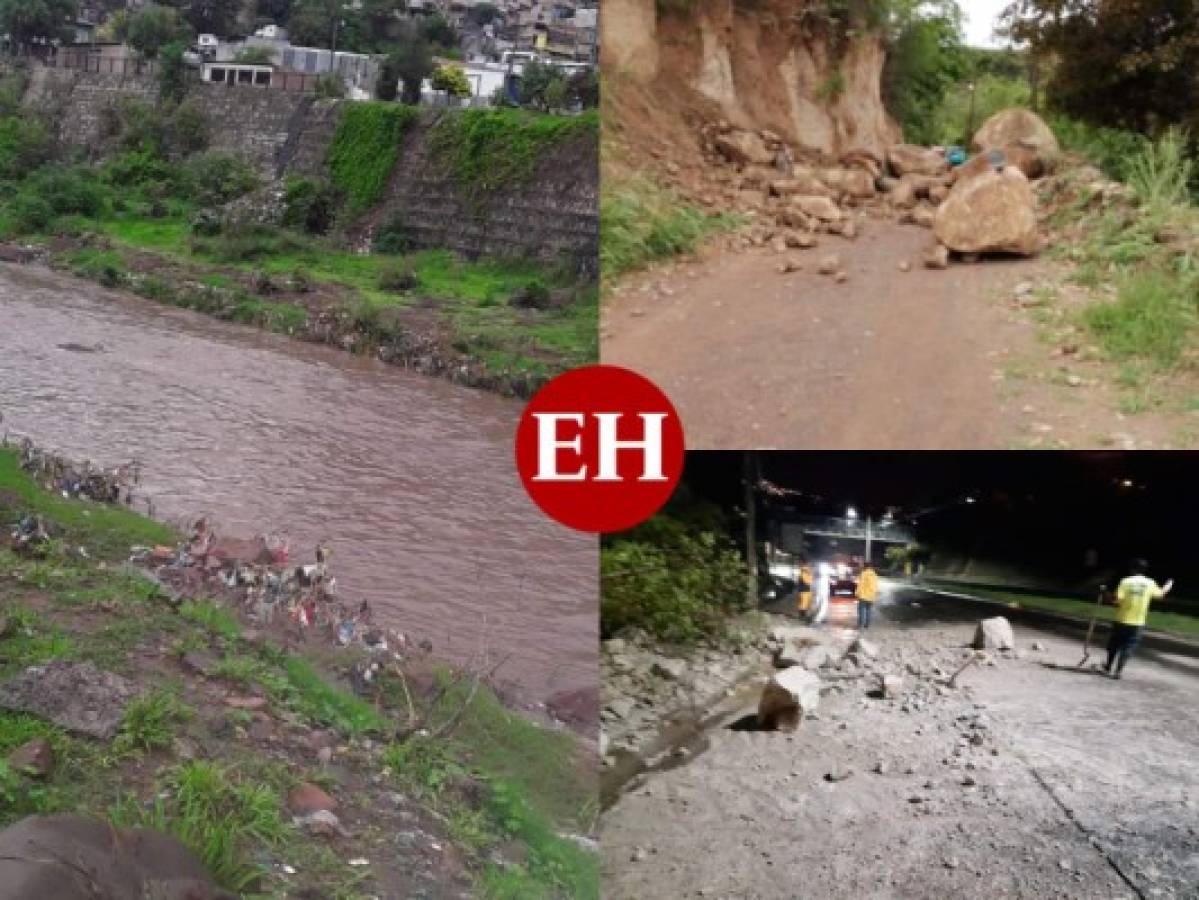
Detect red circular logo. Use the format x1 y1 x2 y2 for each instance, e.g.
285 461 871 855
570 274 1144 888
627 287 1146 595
515 365 685 533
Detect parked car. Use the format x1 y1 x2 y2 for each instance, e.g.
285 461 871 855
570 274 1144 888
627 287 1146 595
829 561 860 597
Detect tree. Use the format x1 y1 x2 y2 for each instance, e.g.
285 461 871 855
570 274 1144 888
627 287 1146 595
158 39 189 103
1001 0 1199 135
127 4 193 59
431 64 470 99
882 5 967 144
173 0 242 38
381 23 432 104
0 0 77 54
465 2 498 26
420 13 457 51
566 67 599 109
518 60 565 111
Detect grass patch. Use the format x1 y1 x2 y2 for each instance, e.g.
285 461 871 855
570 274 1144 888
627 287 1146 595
281 655 391 736
178 598 241 641
601 173 738 279
0 448 174 559
1081 271 1196 369
114 688 191 754
926 581 1199 638
429 107 597 195
110 760 289 893
326 102 420 210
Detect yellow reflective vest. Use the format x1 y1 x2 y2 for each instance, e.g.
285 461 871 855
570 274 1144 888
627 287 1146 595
857 568 879 602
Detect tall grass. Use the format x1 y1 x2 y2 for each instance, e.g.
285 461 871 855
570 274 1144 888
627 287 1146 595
1126 128 1195 217
601 174 737 279
1082 271 1197 368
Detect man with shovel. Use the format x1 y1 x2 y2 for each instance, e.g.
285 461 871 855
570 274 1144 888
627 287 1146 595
1103 559 1173 680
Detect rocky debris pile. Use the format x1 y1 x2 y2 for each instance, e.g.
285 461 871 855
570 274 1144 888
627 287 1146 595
11 436 140 506
0 814 234 900
670 108 1059 269
601 624 768 759
0 660 140 739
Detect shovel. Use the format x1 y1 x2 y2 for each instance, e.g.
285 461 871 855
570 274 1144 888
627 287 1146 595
1078 585 1107 668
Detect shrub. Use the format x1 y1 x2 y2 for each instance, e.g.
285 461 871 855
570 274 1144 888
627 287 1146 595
0 115 53 181
378 260 417 292
373 210 412 253
314 74 345 99
168 96 209 155
601 498 748 644
203 223 308 262
190 207 222 235
509 277 550 309
8 193 53 232
281 177 341 234
179 152 258 206
102 150 176 193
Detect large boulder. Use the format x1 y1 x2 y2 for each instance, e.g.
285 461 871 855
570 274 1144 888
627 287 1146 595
0 814 234 900
887 144 948 178
714 130 774 166
0 661 139 740
973 616 1016 651
971 108 1060 163
933 167 1039 256
758 668 821 731
842 167 877 199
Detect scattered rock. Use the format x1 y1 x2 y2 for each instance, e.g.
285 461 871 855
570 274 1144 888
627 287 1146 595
1031 640 1046 652
922 243 950 269
887 144 949 178
933 167 1039 256
972 617 1016 651
224 695 267 711
880 674 904 699
777 258 803 274
784 230 817 249
758 668 821 730
818 254 841 275
833 270 849 283
288 783 338 817
898 260 911 272
651 658 687 681
849 637 878 659
0 660 139 740
714 131 774 166
297 809 349 838
824 765 853 782
8 737 54 779
793 195 843 223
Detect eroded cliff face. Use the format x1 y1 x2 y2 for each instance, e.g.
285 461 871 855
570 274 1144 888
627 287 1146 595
604 0 899 159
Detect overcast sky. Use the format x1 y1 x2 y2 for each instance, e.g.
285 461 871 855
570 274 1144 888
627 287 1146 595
960 0 1010 48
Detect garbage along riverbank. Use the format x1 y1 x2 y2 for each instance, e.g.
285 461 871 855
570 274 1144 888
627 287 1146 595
0 266 598 715
600 591 1199 899
0 442 598 898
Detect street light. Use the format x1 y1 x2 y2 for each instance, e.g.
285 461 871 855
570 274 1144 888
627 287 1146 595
846 506 858 520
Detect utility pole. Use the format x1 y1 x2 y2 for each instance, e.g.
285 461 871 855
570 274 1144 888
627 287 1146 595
744 451 758 607
864 516 872 564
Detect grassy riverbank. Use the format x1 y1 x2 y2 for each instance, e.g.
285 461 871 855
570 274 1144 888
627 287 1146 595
0 70 597 395
0 447 597 897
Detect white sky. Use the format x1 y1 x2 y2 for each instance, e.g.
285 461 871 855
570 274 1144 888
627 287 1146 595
960 0 1010 48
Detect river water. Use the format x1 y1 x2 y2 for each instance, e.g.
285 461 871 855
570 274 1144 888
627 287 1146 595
0 263 596 706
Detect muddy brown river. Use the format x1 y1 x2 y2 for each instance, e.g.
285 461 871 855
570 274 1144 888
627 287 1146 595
0 264 596 707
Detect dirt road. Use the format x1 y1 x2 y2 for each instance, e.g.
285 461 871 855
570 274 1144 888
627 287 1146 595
600 585 1199 898
603 222 1185 449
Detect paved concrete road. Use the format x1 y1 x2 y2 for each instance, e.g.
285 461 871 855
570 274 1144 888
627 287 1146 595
601 582 1199 898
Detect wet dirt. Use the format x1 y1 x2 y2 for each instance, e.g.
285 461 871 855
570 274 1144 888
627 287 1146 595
0 263 596 708
602 221 1187 450
600 585 1199 898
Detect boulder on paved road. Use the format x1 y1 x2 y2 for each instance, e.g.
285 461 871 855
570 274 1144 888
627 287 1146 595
758 667 821 730
973 616 1016 651
933 166 1039 256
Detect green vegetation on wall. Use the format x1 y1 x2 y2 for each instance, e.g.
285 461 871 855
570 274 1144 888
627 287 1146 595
325 101 419 210
429 107 597 195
